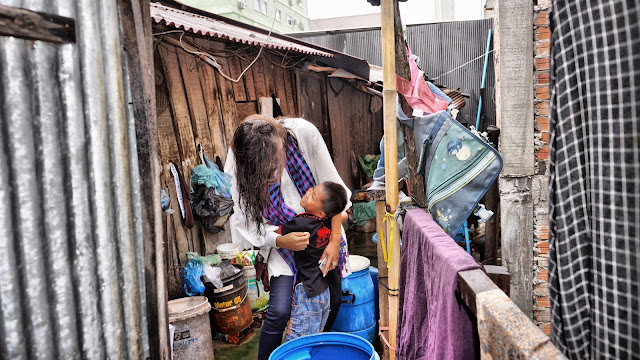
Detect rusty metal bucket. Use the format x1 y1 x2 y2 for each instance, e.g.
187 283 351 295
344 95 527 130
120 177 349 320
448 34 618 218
205 267 252 334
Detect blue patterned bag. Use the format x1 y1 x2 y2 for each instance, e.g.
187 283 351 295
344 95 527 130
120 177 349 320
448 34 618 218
398 107 502 237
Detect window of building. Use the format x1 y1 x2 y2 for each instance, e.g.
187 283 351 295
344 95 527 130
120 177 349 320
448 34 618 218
275 9 281 21
297 0 303 7
261 0 267 14
287 15 292 26
254 0 260 11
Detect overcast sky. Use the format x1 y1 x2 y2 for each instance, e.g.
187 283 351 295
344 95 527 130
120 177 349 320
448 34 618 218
307 0 483 24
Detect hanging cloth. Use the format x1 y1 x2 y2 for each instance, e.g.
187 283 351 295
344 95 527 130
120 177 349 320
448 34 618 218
396 47 450 114
170 163 195 228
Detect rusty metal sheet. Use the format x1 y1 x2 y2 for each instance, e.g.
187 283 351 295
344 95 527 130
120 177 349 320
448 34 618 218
150 2 333 57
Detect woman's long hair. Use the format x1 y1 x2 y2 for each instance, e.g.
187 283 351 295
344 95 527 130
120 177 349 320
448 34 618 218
232 115 287 233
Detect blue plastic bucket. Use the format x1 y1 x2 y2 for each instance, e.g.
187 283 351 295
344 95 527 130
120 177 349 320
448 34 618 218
332 255 376 343
270 332 379 360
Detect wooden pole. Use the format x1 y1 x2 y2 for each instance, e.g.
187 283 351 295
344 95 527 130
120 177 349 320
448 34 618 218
381 1 400 359
375 201 389 360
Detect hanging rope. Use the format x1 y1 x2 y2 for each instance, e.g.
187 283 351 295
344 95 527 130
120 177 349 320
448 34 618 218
379 323 398 352
380 212 395 269
431 49 495 81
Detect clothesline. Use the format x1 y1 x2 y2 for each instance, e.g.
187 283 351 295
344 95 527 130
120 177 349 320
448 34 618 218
430 49 495 81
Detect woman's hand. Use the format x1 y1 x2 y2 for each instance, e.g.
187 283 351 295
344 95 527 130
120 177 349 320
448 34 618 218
276 232 310 251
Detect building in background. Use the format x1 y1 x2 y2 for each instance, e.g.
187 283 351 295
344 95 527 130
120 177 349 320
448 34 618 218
308 0 485 32
179 0 310 33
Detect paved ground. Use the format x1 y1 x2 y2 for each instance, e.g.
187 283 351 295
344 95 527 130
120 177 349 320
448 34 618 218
213 328 261 360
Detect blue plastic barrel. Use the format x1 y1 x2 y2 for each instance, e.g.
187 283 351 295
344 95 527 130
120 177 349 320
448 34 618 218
270 332 379 360
368 266 379 322
332 255 376 343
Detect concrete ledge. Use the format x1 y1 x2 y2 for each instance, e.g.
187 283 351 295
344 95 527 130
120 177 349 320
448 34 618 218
476 289 566 360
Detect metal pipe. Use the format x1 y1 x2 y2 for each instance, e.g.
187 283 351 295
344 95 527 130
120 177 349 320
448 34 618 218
475 29 492 130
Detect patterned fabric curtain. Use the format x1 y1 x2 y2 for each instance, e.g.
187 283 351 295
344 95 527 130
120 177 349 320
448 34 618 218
548 1 640 359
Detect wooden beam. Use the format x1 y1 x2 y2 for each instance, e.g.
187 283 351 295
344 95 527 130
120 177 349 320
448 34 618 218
483 126 500 264
457 268 500 316
392 0 427 207
0 4 75 44
485 265 510 296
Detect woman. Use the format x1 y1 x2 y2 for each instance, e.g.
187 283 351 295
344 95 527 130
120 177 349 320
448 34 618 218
224 115 351 359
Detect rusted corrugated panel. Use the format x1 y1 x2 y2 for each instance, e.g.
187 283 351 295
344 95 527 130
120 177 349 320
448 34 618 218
150 2 332 57
295 19 496 127
0 0 148 358
443 88 467 110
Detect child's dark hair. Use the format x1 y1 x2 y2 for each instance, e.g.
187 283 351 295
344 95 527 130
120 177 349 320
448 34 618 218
320 181 348 218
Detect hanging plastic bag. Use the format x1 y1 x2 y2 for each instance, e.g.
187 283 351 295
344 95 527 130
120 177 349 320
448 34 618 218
190 153 232 198
180 260 205 296
190 186 234 234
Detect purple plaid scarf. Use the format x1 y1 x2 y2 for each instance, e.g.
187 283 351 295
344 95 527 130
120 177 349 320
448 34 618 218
263 135 348 278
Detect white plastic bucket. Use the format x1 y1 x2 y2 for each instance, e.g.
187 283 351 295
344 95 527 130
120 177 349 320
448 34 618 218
168 296 214 360
217 243 240 264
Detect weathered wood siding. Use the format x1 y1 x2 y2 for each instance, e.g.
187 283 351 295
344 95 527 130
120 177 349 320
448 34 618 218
154 33 382 299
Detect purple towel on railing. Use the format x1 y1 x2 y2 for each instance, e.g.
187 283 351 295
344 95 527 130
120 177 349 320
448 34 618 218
396 209 480 360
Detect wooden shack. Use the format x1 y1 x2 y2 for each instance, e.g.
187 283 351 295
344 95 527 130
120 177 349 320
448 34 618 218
151 2 383 299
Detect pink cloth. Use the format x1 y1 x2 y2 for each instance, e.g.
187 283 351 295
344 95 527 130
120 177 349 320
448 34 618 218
396 209 480 360
395 48 450 114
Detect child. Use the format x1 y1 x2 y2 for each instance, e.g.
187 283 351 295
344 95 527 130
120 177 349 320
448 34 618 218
279 181 348 341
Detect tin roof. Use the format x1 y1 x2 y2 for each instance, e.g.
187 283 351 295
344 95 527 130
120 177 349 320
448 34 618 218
150 2 333 57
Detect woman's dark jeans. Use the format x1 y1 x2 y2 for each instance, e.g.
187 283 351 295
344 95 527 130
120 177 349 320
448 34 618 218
257 270 342 360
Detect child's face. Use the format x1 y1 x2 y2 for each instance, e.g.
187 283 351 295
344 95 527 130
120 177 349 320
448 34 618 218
300 184 327 217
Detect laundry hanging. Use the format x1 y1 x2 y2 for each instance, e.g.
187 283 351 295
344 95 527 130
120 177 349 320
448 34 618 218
397 209 480 360
396 47 451 115
170 163 195 228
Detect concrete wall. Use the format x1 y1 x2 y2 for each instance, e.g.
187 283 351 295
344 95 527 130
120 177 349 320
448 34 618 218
495 0 535 318
532 0 551 336
495 0 551 335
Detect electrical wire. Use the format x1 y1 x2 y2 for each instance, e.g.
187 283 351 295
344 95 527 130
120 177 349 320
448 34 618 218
173 14 278 83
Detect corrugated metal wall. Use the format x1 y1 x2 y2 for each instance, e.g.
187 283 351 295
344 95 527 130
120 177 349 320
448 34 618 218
0 0 149 359
295 19 496 127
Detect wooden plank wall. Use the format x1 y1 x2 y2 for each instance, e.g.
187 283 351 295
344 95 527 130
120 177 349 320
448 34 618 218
154 36 303 299
327 77 384 190
154 33 382 299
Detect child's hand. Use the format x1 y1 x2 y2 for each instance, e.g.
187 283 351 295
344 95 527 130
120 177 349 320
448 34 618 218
276 232 310 251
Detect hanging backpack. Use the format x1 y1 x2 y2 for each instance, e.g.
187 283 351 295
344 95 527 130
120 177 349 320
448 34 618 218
398 105 502 237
